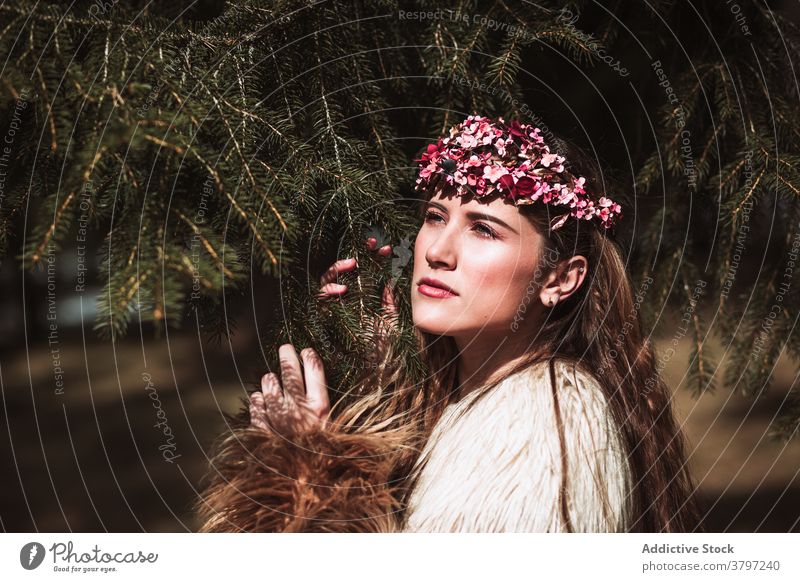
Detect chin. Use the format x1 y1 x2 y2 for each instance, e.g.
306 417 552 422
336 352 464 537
412 305 459 335
414 321 455 335
413 303 515 337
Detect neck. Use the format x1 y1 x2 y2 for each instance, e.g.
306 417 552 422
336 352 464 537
453 327 539 401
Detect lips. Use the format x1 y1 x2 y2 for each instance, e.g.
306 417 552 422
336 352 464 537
417 277 458 298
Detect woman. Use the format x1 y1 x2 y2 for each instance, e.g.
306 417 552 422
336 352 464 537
196 115 703 533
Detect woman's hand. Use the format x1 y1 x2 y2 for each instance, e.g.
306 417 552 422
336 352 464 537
249 344 331 436
317 237 400 352
318 237 393 302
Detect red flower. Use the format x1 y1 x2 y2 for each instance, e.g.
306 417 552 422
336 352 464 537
507 120 527 138
497 173 516 195
448 147 465 160
514 176 536 197
416 139 444 163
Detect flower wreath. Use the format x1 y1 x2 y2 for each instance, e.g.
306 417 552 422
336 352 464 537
414 115 622 230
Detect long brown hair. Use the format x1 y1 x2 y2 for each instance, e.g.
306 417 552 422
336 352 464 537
328 134 704 532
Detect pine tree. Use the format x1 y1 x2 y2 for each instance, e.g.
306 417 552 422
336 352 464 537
1 0 798 440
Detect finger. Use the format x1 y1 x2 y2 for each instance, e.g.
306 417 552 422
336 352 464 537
366 237 377 251
318 283 348 298
320 258 356 286
261 372 281 398
300 348 330 418
278 343 305 400
249 392 269 430
319 258 357 286
251 388 266 409
377 244 392 257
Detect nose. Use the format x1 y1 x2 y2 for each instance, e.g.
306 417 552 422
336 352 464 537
424 222 458 270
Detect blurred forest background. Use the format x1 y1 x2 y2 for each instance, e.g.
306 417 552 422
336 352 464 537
0 0 799 531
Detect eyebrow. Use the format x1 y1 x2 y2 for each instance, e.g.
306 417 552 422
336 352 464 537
425 201 519 234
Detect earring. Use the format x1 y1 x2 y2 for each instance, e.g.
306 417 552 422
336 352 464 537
579 267 585 273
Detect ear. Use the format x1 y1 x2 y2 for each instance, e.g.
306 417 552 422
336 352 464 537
538 255 588 308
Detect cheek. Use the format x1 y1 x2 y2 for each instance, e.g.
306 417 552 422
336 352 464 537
462 253 538 322
464 251 535 298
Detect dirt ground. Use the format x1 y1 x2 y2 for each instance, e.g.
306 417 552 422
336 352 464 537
1 324 798 532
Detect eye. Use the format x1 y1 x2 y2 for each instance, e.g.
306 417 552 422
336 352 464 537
424 210 445 224
472 222 498 239
425 211 497 239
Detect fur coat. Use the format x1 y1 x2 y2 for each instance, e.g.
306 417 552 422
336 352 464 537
196 360 633 532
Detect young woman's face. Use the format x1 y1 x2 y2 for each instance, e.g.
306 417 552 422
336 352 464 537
411 191 546 338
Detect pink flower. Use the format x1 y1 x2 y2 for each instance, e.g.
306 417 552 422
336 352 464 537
483 164 509 183
465 155 482 167
419 162 438 179
457 133 478 149
557 189 576 206
540 152 558 167
540 151 566 171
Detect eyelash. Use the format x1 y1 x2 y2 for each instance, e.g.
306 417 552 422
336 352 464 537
424 211 498 240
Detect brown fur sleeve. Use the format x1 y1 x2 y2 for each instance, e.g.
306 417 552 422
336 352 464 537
195 406 407 532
